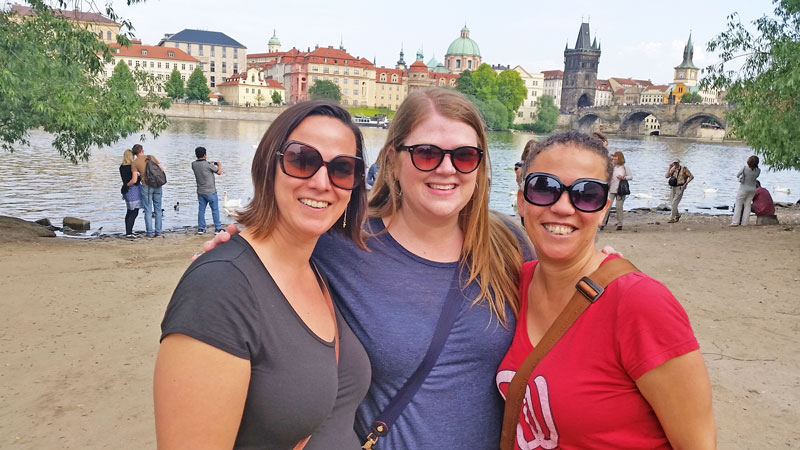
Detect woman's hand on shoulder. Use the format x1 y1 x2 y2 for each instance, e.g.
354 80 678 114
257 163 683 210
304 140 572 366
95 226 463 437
193 224 240 261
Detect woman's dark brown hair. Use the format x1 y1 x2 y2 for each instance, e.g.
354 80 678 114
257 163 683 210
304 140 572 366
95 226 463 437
236 100 367 249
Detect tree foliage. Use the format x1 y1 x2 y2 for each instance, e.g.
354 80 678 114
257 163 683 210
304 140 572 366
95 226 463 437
308 80 342 102
0 0 168 163
271 91 283 105
704 0 800 170
530 95 559 134
186 67 210 101
164 68 184 100
456 64 527 130
679 91 703 104
254 92 265 106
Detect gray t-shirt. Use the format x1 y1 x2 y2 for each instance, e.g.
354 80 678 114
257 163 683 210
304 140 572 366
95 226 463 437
191 159 219 195
161 234 371 449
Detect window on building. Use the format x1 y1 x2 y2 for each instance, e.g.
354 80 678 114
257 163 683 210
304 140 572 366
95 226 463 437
222 47 227 58
312 76 318 81
323 67 329 73
211 46 215 57
380 73 387 82
181 75 186 81
106 31 112 40
344 68 349 74
186 44 191 55
530 112 535 118
456 59 461 69
210 76 215 87
157 62 161 68
334 78 339 83
343 89 348 94
518 111 523 118
180 64 185 70
392 74 398 83
233 63 238 74
334 68 339 74
467 60 472 69
222 62 227 73
354 69 360 75
312 66 319 72
246 88 249 94
353 89 358 95
344 79 348 84
354 100 358 106
233 48 238 58
343 99 349 105
150 61 154 68
168 52 174 58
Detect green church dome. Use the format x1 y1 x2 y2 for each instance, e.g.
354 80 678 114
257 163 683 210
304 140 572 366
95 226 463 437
268 30 280 46
445 26 480 57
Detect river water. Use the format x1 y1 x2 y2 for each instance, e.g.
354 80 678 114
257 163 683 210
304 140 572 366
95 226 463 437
1 118 798 235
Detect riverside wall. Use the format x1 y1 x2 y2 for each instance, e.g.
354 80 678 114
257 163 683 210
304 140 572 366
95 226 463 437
162 103 284 122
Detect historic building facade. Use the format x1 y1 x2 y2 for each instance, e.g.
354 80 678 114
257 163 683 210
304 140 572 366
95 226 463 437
158 29 247 89
560 22 601 111
104 43 199 97
542 70 563 108
215 67 286 106
11 3 121 43
444 26 481 74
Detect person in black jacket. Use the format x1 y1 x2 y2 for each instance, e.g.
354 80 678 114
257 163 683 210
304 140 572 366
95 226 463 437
120 149 142 238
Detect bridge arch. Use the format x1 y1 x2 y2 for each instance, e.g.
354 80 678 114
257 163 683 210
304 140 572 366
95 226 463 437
577 113 602 131
619 110 663 135
678 113 727 137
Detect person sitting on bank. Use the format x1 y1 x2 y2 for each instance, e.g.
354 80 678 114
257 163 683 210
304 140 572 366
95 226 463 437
752 181 779 225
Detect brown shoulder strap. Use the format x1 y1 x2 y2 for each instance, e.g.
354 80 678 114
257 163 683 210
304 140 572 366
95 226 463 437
499 257 638 450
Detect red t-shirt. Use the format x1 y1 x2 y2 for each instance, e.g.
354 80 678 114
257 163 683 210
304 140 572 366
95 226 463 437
496 256 699 449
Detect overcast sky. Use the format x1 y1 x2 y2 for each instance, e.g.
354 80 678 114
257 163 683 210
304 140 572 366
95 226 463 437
111 0 774 85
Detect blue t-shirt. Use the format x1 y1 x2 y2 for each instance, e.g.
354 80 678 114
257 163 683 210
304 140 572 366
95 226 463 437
314 216 531 449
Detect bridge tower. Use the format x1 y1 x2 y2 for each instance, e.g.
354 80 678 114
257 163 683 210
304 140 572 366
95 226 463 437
560 22 601 112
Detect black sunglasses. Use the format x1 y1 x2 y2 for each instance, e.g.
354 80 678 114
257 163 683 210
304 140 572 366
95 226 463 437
277 140 364 190
398 144 483 174
522 172 609 213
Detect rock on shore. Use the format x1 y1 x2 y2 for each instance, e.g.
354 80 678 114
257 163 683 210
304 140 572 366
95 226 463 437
0 216 56 241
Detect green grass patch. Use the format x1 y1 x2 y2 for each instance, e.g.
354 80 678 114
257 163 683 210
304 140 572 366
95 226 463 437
346 106 395 119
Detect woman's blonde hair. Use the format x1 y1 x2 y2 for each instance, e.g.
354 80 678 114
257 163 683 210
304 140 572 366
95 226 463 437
369 88 526 326
613 151 626 165
122 149 134 165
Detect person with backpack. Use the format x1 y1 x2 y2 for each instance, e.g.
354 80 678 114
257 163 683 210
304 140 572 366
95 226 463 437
132 144 167 237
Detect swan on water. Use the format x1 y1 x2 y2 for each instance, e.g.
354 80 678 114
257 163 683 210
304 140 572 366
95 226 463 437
223 191 243 216
774 185 791 194
702 182 718 194
632 188 654 199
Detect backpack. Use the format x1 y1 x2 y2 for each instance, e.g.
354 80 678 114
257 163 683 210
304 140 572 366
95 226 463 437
145 156 167 188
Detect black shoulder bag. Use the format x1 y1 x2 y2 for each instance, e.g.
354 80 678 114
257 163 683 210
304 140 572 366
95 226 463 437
361 266 466 449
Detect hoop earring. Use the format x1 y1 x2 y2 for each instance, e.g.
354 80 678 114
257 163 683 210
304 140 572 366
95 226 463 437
342 208 347 229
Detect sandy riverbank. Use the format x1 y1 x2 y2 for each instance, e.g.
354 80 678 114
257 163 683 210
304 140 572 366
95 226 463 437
1 209 799 449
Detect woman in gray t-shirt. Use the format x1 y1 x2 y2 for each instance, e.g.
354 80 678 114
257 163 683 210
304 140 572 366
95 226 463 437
155 101 370 449
731 155 761 226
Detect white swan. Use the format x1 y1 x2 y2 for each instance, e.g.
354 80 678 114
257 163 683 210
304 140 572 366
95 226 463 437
774 185 791 194
702 181 718 194
632 188 654 199
223 191 243 216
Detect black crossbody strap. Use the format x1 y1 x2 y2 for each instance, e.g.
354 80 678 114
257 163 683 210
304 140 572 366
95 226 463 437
361 265 465 449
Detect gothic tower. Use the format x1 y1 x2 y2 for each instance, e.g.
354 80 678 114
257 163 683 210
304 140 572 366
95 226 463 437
560 22 601 112
673 32 699 87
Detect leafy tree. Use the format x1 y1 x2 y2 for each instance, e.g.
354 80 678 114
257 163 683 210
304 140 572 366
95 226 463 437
531 95 559 134
271 91 283 105
471 64 498 102
456 70 476 97
0 0 168 163
254 92 265 106
164 68 184 100
704 0 800 170
308 80 342 102
186 67 211 101
680 91 703 104
496 70 528 114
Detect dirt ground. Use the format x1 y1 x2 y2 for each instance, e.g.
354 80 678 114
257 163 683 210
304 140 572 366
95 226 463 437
1 208 799 449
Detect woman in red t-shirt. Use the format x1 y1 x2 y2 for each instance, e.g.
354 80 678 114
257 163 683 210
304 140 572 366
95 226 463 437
497 131 716 449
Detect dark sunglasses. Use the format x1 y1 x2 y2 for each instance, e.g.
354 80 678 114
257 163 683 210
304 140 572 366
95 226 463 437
522 172 609 213
277 140 364 190
398 144 483 174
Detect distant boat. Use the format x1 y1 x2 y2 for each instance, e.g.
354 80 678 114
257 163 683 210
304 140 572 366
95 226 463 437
353 115 389 128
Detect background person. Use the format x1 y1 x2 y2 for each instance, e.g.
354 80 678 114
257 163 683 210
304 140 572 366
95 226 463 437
731 155 761 226
753 180 778 225
191 146 223 234
499 131 715 449
601 150 633 230
119 149 142 238
154 101 371 449
131 144 166 237
665 159 693 223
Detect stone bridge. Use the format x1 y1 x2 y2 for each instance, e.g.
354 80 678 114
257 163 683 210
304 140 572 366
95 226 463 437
566 104 732 137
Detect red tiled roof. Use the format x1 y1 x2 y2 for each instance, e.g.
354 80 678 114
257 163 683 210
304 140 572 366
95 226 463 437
613 88 625 95
247 51 288 59
542 70 563 79
610 77 653 88
409 60 428 72
11 3 118 25
109 43 199 62
375 67 405 82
